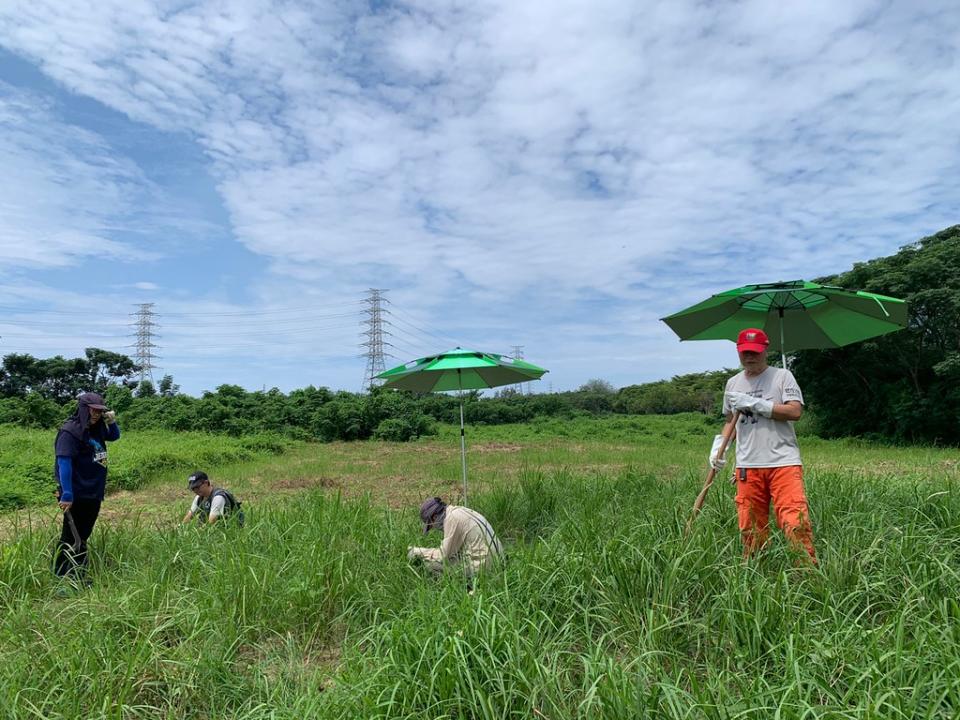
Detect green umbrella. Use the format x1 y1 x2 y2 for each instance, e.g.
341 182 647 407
661 280 908 367
378 347 548 502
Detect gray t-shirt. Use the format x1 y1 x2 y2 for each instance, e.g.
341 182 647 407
723 367 804 468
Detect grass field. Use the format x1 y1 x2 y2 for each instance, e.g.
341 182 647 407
1 414 959 718
0 427 292 511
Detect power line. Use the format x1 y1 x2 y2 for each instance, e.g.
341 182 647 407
389 340 432 360
388 310 461 349
0 300 365 318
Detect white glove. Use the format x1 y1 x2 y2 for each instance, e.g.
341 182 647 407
103 410 117 425
708 434 728 471
725 391 774 418
407 547 419 563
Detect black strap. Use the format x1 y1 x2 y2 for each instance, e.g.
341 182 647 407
212 488 240 509
460 508 504 559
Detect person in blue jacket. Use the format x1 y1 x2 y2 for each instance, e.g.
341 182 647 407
53 392 121 578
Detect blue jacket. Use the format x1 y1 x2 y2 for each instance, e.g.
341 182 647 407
53 398 121 502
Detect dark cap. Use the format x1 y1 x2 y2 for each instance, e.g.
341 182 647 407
419 496 446 534
187 471 209 489
79 392 108 410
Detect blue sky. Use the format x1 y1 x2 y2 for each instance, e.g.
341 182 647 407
0 0 958 395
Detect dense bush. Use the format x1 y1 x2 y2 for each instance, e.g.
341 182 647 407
616 369 732 415
792 225 960 444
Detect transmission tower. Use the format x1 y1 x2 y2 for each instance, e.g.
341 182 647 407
130 303 160 384
511 345 526 395
360 289 392 391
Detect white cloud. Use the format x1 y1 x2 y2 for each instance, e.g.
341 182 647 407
0 0 958 391
0 84 158 269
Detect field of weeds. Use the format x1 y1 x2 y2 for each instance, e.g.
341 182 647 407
1 415 959 718
0 427 292 511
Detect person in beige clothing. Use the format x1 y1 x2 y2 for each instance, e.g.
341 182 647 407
407 496 504 582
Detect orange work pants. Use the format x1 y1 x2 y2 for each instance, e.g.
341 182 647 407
734 465 816 562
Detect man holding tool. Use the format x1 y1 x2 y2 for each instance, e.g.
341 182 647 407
710 328 817 562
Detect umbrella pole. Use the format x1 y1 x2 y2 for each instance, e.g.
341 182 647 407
779 308 787 368
458 370 468 504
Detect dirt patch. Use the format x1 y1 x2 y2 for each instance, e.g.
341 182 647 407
237 633 342 688
272 476 341 491
471 442 524 453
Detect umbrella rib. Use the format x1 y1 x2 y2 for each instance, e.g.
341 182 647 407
870 295 891 317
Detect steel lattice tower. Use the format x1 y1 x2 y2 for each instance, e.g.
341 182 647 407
511 345 525 394
131 303 160 384
360 289 392 391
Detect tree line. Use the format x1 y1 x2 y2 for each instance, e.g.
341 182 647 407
1 225 957 443
791 225 960 444
0 351 724 441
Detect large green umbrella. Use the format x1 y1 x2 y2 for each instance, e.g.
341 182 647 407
378 347 548 502
661 280 908 367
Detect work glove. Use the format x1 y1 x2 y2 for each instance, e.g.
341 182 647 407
103 410 117 425
407 547 417 562
708 434 727 471
725 391 774 418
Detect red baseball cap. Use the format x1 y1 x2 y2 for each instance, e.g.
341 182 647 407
736 328 769 353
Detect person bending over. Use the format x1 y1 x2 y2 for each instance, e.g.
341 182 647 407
407 496 503 582
183 471 243 525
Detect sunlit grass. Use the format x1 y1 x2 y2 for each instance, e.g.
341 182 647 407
1 416 959 718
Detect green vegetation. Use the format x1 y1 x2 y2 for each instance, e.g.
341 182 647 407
3 228 960 448
615 370 733 415
1 416 959 718
0 428 292 511
793 225 960 443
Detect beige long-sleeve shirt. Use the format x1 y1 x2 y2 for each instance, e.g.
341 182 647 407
410 505 503 577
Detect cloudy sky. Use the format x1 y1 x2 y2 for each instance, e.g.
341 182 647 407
0 0 957 395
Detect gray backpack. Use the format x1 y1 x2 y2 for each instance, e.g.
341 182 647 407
201 488 245 527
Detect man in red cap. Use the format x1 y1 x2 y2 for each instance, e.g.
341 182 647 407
708 328 817 562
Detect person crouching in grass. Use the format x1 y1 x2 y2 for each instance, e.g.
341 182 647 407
408 496 504 588
183 471 243 525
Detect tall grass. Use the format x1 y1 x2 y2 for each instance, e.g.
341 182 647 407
0 428 292 510
1 421 959 718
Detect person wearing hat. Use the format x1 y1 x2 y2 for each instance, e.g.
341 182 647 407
709 328 817 562
53 392 121 579
182 471 243 525
407 497 504 581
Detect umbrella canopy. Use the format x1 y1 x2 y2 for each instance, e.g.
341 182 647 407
378 347 548 503
378 347 547 392
661 280 908 364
